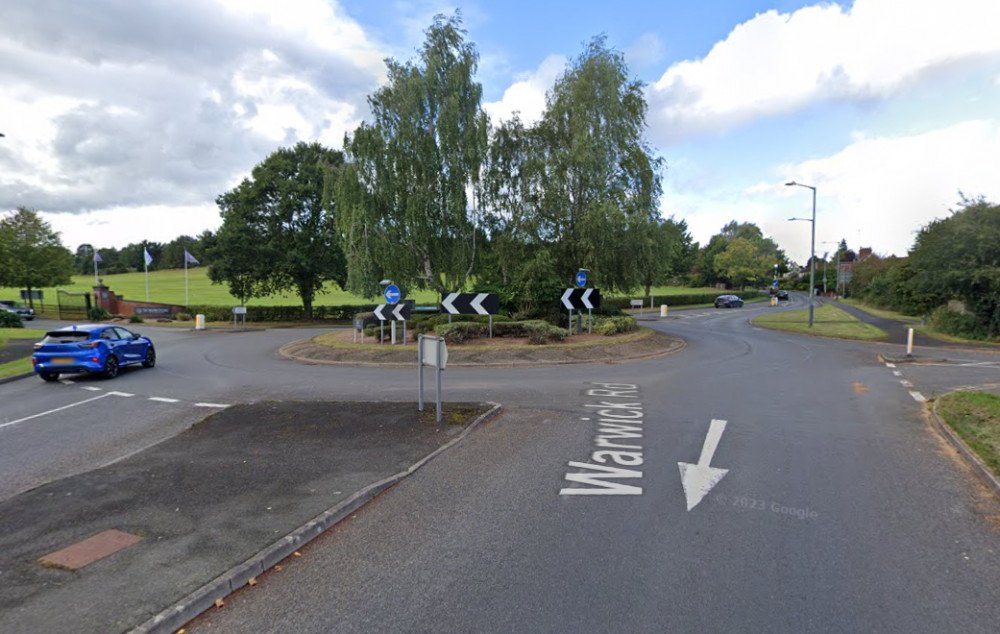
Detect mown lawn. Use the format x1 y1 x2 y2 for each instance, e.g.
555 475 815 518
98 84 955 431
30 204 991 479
1 270 722 310
751 303 888 340
935 391 1000 478
0 327 48 379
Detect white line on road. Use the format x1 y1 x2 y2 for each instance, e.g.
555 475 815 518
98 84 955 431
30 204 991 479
81 386 102 391
892 371 902 377
194 403 230 408
108 391 134 397
148 397 180 403
910 391 926 403
0 392 118 430
885 363 896 368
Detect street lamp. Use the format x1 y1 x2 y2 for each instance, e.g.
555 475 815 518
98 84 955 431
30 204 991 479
786 181 817 327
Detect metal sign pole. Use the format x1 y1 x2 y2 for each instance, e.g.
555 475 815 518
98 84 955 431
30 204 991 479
436 338 443 423
380 320 384 345
568 309 573 335
588 308 592 334
489 315 493 338
418 334 425 411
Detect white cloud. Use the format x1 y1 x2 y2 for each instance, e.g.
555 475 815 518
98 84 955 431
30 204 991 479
670 119 1000 263
0 0 385 234
647 0 1000 145
483 55 566 126
40 204 221 251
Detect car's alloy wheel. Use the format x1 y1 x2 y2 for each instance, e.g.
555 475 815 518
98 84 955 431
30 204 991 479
103 356 119 379
142 346 156 368
39 372 59 382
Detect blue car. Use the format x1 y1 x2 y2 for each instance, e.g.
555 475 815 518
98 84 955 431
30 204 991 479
32 324 156 382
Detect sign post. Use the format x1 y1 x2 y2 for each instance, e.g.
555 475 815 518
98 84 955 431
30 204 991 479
231 306 247 330
440 292 500 337
418 334 448 423
374 303 410 344
560 288 602 335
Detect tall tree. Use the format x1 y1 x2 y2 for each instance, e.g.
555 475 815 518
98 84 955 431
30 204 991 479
0 207 74 307
336 12 488 298
528 36 663 292
636 216 696 298
212 142 346 317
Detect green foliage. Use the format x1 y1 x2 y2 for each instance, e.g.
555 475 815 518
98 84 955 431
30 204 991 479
694 221 784 289
129 315 144 323
336 12 487 298
88 307 111 321
524 321 566 345
175 312 192 322
0 311 23 328
590 315 637 336
436 321 489 344
187 304 372 323
0 207 74 306
926 306 990 340
212 142 347 317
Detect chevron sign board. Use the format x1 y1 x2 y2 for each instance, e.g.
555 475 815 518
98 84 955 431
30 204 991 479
560 288 602 310
374 303 411 321
440 292 500 315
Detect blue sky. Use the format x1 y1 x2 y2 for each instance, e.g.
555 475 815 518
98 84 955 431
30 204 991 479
2 0 999 264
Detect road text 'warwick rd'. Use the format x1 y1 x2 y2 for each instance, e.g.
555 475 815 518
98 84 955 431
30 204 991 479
560 383 644 496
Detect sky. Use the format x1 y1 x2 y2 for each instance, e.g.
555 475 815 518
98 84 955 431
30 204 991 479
1 0 999 265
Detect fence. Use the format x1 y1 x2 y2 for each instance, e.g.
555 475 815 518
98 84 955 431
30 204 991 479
57 290 91 321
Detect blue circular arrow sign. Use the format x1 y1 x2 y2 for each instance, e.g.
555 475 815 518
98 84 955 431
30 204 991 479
384 284 401 304
575 271 588 288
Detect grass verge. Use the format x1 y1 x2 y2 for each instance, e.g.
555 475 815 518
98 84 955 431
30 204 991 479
0 327 48 379
312 325 654 351
751 304 888 340
935 391 1000 478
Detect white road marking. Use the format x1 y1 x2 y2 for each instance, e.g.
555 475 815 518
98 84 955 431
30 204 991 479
892 371 902 377
910 391 926 403
678 419 730 511
108 391 134 397
148 397 179 403
0 392 120 430
900 380 913 388
195 402 230 408
59 379 75 385
885 363 896 368
81 386 102 391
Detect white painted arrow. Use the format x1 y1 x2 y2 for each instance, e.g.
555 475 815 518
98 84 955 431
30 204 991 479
442 293 458 314
471 293 489 315
678 419 729 511
561 288 575 310
581 288 594 310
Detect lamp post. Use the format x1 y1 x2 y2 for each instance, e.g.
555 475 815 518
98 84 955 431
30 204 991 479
786 181 817 327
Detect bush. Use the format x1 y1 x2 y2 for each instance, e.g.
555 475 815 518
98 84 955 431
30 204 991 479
129 314 144 323
524 321 565 345
0 310 24 328
927 306 990 340
590 315 637 336
436 321 489 344
88 307 111 321
176 312 192 322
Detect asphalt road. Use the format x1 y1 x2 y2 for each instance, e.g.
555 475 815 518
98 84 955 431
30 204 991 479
161 297 1000 634
4 300 1000 633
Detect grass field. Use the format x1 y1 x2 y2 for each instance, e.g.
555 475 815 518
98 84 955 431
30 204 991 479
751 303 888 340
1 269 723 309
935 391 1000 479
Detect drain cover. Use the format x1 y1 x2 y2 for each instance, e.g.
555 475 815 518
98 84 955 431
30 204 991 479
39 529 143 570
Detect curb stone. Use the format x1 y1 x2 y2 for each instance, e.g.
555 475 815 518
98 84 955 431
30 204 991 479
127 402 503 634
929 398 1000 498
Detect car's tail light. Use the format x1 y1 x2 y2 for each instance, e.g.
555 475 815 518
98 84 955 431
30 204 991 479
77 342 99 349
32 358 38 365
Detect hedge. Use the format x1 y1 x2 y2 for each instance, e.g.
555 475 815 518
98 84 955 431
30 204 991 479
186 304 374 322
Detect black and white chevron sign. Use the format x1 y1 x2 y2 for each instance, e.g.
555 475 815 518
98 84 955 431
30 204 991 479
374 303 411 321
440 292 500 315
560 288 602 310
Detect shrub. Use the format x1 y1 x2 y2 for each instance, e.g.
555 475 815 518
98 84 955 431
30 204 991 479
436 321 488 344
129 315 144 323
524 321 566 345
175 312 192 321
927 306 989 340
0 310 24 328
88 307 111 321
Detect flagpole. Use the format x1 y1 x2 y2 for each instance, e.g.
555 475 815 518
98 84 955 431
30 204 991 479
144 259 150 301
185 257 189 307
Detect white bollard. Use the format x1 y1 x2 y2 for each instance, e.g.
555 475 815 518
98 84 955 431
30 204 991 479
660 304 668 317
195 314 205 330
907 328 914 356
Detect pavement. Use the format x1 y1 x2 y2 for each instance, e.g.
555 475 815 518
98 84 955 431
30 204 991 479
0 400 499 634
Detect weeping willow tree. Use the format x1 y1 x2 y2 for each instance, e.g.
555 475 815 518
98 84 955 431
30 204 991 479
334 12 487 298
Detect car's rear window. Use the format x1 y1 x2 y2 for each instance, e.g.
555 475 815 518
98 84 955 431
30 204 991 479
42 331 91 343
